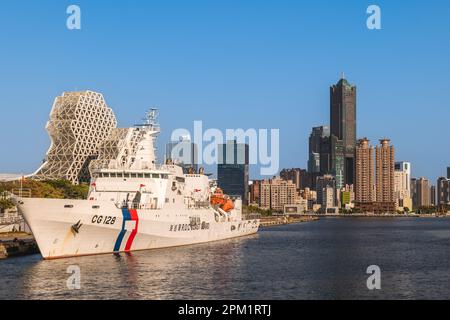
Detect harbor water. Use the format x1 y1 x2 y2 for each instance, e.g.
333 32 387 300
1 217 449 299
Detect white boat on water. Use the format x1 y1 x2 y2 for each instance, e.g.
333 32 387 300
13 110 259 259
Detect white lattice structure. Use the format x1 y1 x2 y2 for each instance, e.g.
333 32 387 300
33 91 117 184
89 109 160 173
89 128 145 171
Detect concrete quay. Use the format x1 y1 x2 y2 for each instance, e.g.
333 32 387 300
0 232 38 259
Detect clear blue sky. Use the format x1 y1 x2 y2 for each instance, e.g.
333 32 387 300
0 0 449 183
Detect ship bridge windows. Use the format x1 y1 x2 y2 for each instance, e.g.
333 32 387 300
96 172 169 179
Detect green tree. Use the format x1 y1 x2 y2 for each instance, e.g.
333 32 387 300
0 199 14 213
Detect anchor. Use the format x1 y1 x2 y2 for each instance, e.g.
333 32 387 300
71 220 83 235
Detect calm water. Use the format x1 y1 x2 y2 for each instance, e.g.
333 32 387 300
1 217 450 299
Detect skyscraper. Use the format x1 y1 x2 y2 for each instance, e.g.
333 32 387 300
355 138 375 204
330 135 345 189
316 174 336 207
437 177 450 206
308 126 330 173
430 186 436 206
394 161 412 210
249 180 261 205
411 178 418 208
330 76 357 186
217 140 249 204
416 177 431 207
447 167 450 179
375 139 395 212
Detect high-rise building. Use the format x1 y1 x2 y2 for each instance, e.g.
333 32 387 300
330 76 357 186
259 180 271 210
316 175 336 207
308 126 330 173
322 186 336 210
33 91 117 184
319 135 331 174
411 178 418 208
374 139 396 213
280 168 300 190
447 167 450 179
430 186 436 206
394 161 412 210
340 184 355 209
217 140 249 204
394 162 411 196
375 139 395 203
330 135 345 189
308 152 320 174
165 137 198 174
259 178 298 212
280 168 314 191
249 180 261 205
416 177 431 207
437 177 450 206
355 138 375 204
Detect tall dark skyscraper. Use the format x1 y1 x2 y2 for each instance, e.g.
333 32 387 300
447 167 450 179
330 76 357 186
217 140 249 204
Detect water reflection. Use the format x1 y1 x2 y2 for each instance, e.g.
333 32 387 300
2 219 450 299
11 235 258 300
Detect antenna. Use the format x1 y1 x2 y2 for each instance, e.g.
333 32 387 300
341 71 345 80
135 107 159 130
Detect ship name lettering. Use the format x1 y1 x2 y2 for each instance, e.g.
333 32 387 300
92 215 116 225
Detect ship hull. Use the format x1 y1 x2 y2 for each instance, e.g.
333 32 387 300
15 198 259 259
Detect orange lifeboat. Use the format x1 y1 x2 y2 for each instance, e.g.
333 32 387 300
221 199 234 212
210 188 234 212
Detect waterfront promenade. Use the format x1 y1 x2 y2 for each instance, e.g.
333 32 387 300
259 215 319 227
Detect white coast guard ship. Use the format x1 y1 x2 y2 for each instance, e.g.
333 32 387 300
14 110 259 259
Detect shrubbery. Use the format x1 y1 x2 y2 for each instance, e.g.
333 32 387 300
0 179 89 200
243 205 273 216
0 198 15 213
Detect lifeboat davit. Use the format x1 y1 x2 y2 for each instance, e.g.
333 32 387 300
210 188 234 212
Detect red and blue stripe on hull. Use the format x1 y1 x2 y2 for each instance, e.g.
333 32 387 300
114 208 139 252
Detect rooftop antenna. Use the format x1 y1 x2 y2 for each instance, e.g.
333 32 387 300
341 71 345 80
